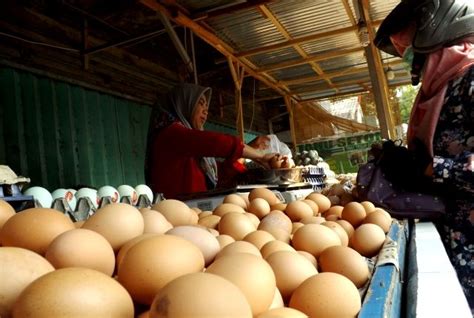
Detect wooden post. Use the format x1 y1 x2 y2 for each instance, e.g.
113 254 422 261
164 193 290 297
359 0 395 139
284 95 297 151
81 18 89 70
227 57 245 140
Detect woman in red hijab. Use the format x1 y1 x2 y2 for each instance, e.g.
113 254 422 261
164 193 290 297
375 0 473 311
145 83 275 199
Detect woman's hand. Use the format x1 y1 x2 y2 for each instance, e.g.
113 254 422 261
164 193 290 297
254 153 278 170
242 144 278 170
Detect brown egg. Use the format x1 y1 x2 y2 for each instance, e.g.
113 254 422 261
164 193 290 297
322 221 349 247
116 233 159 269
351 224 386 258
261 240 296 259
189 210 199 224
305 193 331 213
291 222 305 234
191 206 202 214
216 234 235 249
166 225 220 266
142 210 173 234
336 219 355 238
319 245 369 288
302 199 319 216
74 220 85 228
13 267 134 317
139 207 151 213
137 310 150 318
45 228 115 276
290 272 361 317
213 203 246 217
373 207 392 220
206 253 277 316
198 211 213 219
244 230 275 250
270 202 287 212
341 202 367 228
258 210 293 234
325 214 339 221
0 247 54 317
300 216 326 225
218 212 256 240
82 203 144 252
269 288 284 310
262 227 291 243
240 194 251 207
152 199 194 226
198 214 221 229
0 199 15 230
360 201 376 214
256 307 308 318
150 272 252 318
0 208 75 255
223 194 248 210
245 212 261 228
324 205 344 218
297 250 317 268
266 251 318 301
216 240 261 259
248 198 271 219
291 224 341 258
118 235 204 305
207 228 219 237
285 201 314 222
249 188 279 205
363 209 392 233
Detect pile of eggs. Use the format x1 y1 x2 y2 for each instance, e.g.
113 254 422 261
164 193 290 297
22 184 154 210
0 188 392 317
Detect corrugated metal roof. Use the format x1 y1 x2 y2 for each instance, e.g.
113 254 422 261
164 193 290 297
177 0 409 101
267 0 355 38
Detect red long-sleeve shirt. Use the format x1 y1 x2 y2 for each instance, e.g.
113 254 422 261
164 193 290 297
147 122 245 199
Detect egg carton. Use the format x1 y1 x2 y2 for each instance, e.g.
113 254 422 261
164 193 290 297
0 183 35 212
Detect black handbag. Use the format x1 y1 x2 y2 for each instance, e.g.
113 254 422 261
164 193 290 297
356 140 445 219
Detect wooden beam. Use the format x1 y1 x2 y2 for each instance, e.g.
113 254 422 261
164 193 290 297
227 57 246 139
299 79 413 103
140 0 299 103
284 96 297 150
81 18 89 70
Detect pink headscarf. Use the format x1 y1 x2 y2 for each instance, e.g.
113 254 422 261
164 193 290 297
391 28 474 156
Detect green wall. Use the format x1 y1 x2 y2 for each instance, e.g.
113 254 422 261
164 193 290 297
0 67 259 192
298 132 382 174
0 67 151 191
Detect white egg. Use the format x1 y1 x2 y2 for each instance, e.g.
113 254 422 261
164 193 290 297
24 186 53 208
117 185 138 205
135 184 154 203
75 188 98 209
51 188 77 211
97 185 120 203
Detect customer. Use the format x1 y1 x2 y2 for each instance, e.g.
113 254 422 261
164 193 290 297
375 0 473 310
145 83 275 199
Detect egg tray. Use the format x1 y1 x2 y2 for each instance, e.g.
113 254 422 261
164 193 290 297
238 167 305 185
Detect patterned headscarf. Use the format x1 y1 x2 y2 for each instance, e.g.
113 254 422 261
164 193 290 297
145 83 218 189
